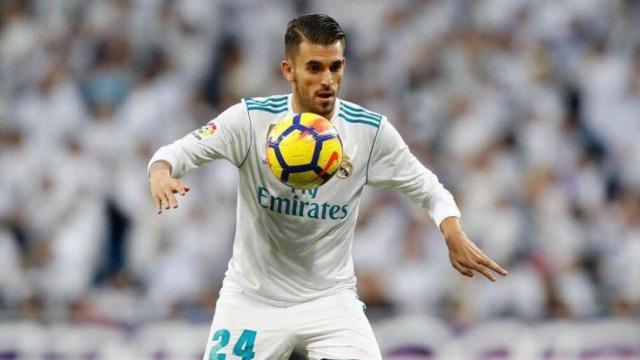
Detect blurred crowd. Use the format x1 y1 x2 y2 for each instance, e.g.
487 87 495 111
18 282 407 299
0 0 639 327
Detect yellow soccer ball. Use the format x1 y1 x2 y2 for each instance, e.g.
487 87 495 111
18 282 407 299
266 113 343 189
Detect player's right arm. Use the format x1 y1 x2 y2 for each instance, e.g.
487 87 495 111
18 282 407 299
147 102 251 213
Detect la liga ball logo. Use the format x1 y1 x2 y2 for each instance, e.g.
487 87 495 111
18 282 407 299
191 121 218 140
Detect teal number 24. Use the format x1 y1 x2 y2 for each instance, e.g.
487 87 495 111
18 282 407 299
209 329 257 360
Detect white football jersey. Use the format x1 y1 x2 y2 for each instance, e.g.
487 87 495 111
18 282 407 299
149 94 461 305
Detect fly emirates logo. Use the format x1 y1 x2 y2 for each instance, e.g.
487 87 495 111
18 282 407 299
256 186 348 220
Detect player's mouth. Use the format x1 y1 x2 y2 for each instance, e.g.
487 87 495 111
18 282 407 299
316 91 335 103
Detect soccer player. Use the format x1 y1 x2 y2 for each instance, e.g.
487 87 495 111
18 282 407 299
148 13 507 360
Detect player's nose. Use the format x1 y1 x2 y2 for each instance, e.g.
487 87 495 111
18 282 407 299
320 69 334 86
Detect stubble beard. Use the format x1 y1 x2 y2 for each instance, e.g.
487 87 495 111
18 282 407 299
294 81 335 118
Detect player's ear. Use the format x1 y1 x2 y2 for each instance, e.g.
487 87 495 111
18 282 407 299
281 59 294 82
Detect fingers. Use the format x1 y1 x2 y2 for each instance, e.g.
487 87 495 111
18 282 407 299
455 256 507 282
446 234 508 281
467 258 506 281
152 180 191 214
154 190 180 214
153 194 162 214
451 259 474 278
161 191 172 210
155 191 170 214
164 189 179 209
472 264 496 282
171 183 191 196
478 257 509 277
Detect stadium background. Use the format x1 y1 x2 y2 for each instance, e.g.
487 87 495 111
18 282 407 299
0 0 639 359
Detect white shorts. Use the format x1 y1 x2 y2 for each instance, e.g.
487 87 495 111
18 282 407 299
202 287 382 360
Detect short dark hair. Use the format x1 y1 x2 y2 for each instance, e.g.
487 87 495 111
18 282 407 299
284 14 345 59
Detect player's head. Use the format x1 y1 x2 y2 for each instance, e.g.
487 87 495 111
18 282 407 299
281 14 345 118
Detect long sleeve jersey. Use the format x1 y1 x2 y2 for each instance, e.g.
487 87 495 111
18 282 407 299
149 94 461 305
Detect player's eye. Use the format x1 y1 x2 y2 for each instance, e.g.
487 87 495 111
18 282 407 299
307 64 321 73
330 63 342 72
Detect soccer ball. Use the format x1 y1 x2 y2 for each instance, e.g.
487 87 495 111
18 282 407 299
266 113 343 189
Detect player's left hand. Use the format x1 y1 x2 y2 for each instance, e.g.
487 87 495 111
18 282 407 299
445 232 508 281
440 217 508 281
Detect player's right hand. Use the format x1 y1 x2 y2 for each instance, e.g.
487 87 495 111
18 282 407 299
148 163 190 214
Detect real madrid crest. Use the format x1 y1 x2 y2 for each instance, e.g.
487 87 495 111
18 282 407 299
336 155 353 179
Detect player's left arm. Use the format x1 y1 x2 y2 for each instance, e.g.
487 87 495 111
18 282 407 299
367 119 507 281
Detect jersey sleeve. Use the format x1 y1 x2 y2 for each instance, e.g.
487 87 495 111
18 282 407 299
366 118 461 227
147 102 251 178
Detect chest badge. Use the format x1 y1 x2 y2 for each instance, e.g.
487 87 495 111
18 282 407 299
336 155 353 179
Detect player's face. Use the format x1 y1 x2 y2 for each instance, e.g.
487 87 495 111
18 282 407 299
282 39 345 118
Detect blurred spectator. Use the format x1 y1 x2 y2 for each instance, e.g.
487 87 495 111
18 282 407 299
1 0 639 328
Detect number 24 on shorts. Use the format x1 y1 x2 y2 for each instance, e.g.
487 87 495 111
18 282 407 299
210 329 257 360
